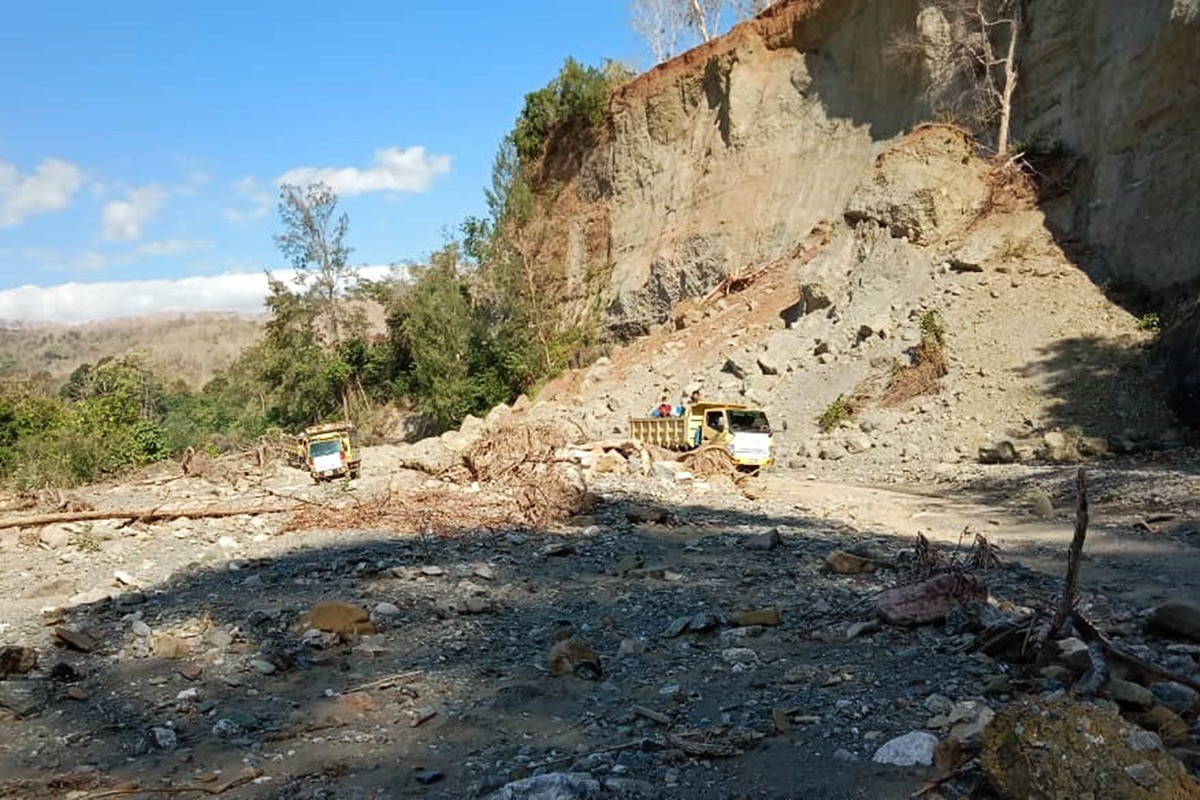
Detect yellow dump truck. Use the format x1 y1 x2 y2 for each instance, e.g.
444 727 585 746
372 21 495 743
289 422 362 482
628 402 774 468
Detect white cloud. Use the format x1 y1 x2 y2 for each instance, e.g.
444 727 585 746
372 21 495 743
222 176 273 223
0 158 86 227
102 186 165 241
134 239 214 258
0 265 401 323
277 146 452 197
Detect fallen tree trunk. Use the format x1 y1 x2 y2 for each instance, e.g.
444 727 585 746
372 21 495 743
0 504 297 530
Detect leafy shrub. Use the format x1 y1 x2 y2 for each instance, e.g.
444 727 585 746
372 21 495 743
818 395 854 432
1137 313 1161 333
514 58 613 164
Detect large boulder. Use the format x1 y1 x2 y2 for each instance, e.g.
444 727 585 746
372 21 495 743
982 698 1200 800
844 126 991 245
397 438 458 474
1149 599 1200 643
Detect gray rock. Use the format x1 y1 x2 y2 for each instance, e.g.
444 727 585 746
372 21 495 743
1030 489 1054 518
131 620 152 638
0 680 51 717
1124 728 1163 752
373 602 401 617
485 772 602 800
39 525 72 550
947 700 994 747
979 440 1018 464
744 529 783 551
151 726 178 751
756 355 781 376
843 430 873 454
872 731 938 766
1149 681 1199 714
819 442 848 461
249 659 277 675
1102 679 1155 710
721 358 749 380
1040 431 1075 462
1148 599 1200 642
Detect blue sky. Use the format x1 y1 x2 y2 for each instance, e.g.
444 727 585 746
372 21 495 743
0 1 651 320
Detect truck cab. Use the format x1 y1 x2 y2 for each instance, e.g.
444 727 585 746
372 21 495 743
692 403 774 468
296 422 362 482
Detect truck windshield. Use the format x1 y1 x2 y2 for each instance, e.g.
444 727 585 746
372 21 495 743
728 410 771 433
310 440 343 458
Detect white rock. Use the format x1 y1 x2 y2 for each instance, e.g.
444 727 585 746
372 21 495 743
373 602 401 617
872 731 938 766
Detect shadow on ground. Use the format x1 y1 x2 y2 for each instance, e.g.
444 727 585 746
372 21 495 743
4 485 1199 800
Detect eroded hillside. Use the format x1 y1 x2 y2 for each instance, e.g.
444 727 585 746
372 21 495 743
518 0 1199 424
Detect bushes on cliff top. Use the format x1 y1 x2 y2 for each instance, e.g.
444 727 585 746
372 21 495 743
513 58 613 164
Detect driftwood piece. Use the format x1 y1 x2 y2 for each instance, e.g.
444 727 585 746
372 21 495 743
1049 468 1089 637
0 504 296 530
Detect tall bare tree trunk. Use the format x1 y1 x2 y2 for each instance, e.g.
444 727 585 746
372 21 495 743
996 17 1018 156
691 0 711 41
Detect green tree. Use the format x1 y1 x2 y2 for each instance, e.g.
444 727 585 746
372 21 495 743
404 245 476 428
274 182 354 343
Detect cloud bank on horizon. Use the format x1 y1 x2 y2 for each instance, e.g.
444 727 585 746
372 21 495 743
0 266 399 324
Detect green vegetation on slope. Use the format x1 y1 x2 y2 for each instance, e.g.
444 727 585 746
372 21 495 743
0 57 621 490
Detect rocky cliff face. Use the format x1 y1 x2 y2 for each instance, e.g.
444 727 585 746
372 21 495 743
525 0 1198 420
534 0 1198 333
1018 0 1200 291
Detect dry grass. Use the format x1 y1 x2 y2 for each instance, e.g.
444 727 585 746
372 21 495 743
881 336 949 407
0 313 265 389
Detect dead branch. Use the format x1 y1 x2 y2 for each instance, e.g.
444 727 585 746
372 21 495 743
1049 468 1088 638
81 768 263 798
0 504 296 530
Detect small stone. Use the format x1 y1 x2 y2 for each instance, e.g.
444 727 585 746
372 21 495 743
131 620 152 638
0 646 38 679
734 609 782 627
616 639 646 659
151 726 178 751
1124 728 1164 752
152 634 189 659
249 659 277 675
461 596 492 615
206 629 234 649
212 719 242 739
845 620 880 640
66 685 89 701
373 602 401 617
420 565 445 576
547 637 602 680
0 681 52 716
113 570 140 587
176 687 199 701
1125 762 1163 790
721 647 758 666
54 627 96 652
744 529 783 551
826 550 883 575
982 674 1011 695
1102 679 1155 710
872 731 938 766
924 694 953 715
415 770 444 785
1124 705 1190 746
178 665 202 682
307 601 375 637
1029 489 1054 518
